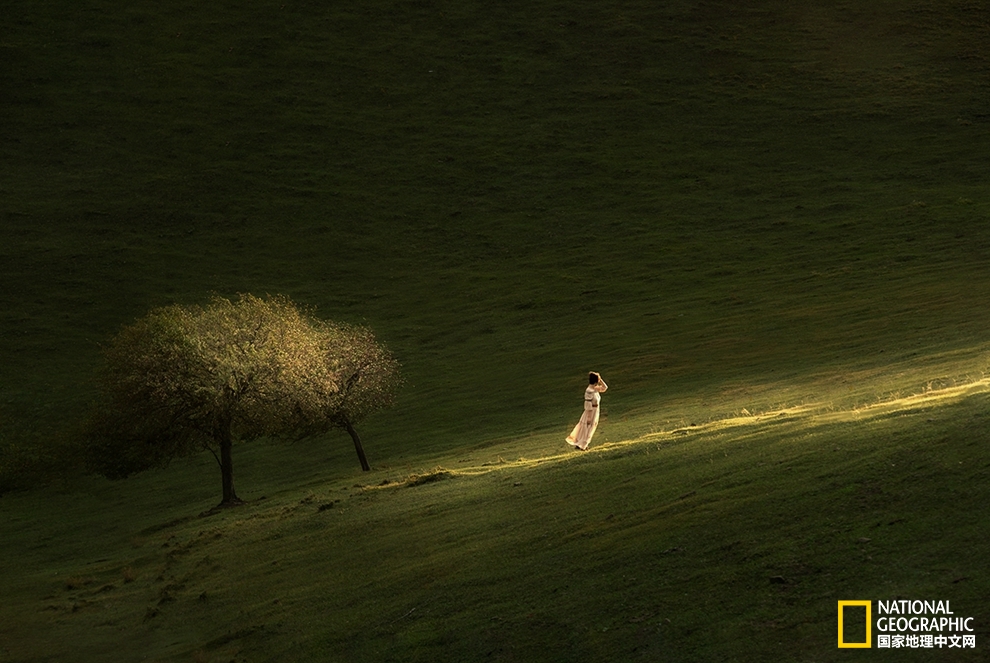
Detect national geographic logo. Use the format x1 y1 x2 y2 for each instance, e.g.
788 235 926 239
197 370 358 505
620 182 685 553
838 600 977 649
838 601 872 648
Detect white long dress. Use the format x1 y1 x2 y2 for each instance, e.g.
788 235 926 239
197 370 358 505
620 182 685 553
566 380 608 450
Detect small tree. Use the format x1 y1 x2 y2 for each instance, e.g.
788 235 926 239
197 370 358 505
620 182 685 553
278 321 404 471
84 294 400 507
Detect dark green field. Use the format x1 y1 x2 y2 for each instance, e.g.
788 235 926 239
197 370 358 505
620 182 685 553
2 1 989 661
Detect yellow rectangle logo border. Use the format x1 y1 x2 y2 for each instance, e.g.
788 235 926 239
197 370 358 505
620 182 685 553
838 600 872 648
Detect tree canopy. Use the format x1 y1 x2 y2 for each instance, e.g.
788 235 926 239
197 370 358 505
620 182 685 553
85 294 401 506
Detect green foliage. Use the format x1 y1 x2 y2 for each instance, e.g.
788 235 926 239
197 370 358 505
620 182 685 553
84 294 400 487
323 324 404 431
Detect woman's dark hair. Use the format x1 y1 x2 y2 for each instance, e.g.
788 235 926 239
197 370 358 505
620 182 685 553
589 372 599 385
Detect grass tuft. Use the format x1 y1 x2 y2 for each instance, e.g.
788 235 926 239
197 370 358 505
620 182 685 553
403 468 454 488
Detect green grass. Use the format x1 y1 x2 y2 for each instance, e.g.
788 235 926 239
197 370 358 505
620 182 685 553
2 385 988 661
2 0 990 660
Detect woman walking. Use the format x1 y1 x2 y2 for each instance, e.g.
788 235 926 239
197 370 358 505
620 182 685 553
566 372 608 450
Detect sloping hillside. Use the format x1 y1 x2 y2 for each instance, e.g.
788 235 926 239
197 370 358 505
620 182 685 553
2 377 988 661
2 0 990 660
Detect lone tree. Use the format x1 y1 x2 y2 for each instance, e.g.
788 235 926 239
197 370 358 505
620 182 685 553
84 294 401 507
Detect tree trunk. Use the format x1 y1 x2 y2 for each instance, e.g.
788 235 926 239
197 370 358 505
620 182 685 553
344 419 371 472
217 423 243 506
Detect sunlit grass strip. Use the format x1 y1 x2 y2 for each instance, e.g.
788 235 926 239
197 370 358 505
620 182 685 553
818 376 990 422
425 375 990 481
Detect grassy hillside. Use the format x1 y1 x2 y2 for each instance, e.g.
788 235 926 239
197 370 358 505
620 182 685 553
2 0 990 660
2 383 988 662
4 0 990 451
